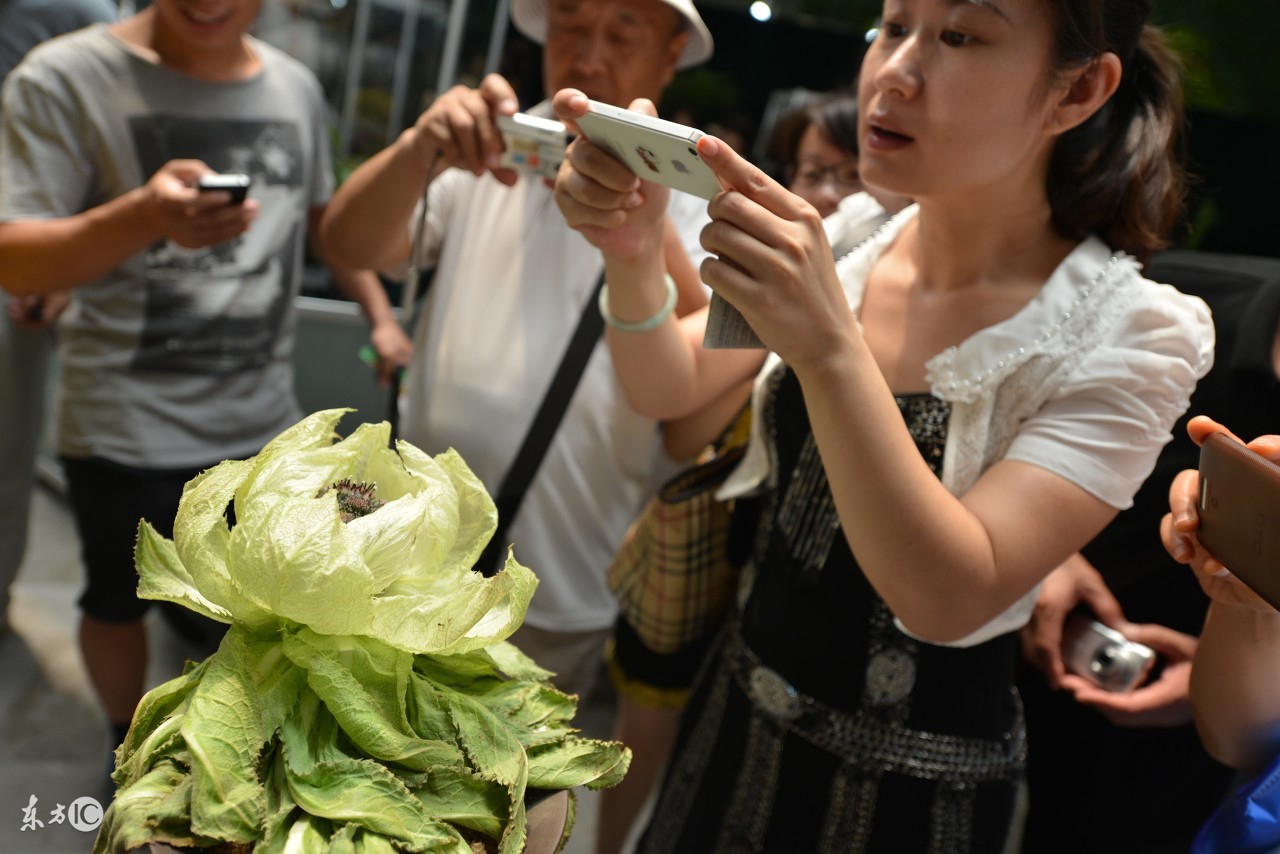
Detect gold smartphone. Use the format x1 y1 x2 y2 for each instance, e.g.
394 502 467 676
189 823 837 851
1197 432 1280 611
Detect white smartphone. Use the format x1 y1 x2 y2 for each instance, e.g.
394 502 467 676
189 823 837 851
496 112 569 180
574 100 722 201
576 101 763 348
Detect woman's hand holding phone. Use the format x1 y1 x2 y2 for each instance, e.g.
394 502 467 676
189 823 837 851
693 134 855 372
552 89 670 263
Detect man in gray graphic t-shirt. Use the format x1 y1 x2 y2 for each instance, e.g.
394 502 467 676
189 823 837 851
0 0 406 765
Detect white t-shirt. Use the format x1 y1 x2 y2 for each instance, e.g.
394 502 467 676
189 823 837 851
401 168 711 632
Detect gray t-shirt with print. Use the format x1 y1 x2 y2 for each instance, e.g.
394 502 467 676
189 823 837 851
0 25 334 468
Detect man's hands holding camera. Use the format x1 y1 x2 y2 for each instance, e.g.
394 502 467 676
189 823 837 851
403 74 524 187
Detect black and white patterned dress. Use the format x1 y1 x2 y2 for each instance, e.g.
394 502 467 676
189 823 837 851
638 365 1026 854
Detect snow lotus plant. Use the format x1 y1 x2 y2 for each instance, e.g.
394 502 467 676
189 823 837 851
95 410 629 854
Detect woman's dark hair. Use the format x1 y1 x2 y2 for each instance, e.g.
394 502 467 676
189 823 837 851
764 91 861 183
1044 0 1186 262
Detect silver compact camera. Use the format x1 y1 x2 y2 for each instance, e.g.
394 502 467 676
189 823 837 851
1062 615 1156 693
496 112 568 180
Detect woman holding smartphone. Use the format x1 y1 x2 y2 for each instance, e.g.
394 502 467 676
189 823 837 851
554 0 1212 849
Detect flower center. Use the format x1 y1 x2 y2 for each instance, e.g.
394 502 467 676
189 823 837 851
317 478 385 522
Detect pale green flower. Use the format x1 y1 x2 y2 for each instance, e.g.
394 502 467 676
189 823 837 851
135 408 537 654
97 411 628 854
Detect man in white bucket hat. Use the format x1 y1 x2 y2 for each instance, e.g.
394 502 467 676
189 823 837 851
321 0 716 805
511 0 713 74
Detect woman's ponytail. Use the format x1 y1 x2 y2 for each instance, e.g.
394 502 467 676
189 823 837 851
1045 3 1186 263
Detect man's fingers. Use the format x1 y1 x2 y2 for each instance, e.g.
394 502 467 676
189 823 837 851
421 88 502 175
443 101 489 173
551 88 590 135
478 73 519 116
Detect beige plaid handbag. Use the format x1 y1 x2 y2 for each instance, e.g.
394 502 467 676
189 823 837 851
607 408 751 654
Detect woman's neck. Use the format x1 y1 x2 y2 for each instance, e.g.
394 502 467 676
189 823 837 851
905 187 1078 295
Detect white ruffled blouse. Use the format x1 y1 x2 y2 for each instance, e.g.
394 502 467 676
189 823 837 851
719 205 1216 647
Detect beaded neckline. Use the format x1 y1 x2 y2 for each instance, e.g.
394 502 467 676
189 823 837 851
929 255 1120 398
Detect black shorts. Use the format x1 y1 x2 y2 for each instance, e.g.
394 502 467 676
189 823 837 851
63 456 214 623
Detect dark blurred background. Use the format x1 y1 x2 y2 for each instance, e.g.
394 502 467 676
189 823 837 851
243 0 1277 260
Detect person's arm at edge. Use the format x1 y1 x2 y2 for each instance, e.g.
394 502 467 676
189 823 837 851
1190 600 1280 774
0 190 163 296
1162 417 1280 773
317 132 429 273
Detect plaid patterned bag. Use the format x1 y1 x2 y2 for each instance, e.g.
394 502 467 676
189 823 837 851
607 411 751 655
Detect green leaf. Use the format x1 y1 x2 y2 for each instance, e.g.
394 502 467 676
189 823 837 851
486 640 555 683
435 683 530 854
248 636 308 742
94 760 217 854
134 521 232 623
282 629 465 771
525 738 632 791
402 446 497 576
256 408 350 457
181 628 269 842
113 705 188 790
353 829 403 854
368 553 538 655
256 811 331 854
282 735 464 852
170 458 276 627
114 657 207 782
410 764 510 838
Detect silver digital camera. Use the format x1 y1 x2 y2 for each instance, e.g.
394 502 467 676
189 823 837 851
496 112 568 180
1061 615 1156 693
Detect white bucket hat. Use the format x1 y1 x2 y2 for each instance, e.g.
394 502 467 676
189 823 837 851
510 0 714 70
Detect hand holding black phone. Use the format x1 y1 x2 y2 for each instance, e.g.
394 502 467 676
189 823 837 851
1196 432 1280 610
197 173 252 204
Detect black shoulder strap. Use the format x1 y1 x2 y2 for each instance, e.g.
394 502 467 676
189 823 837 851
476 270 608 576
